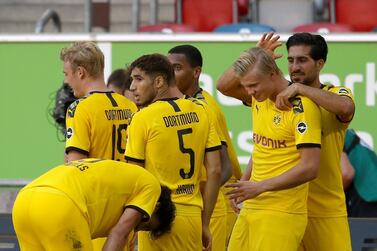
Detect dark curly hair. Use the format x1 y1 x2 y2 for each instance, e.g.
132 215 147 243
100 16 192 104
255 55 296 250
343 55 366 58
150 186 176 239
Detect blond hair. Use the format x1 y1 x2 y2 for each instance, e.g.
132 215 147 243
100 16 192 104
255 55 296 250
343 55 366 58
233 47 281 77
60 41 104 78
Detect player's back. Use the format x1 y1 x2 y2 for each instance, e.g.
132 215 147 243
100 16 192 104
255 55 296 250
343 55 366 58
24 159 160 238
125 97 221 208
66 91 137 161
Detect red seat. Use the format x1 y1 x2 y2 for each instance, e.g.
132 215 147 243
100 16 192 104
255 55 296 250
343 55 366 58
138 23 196 33
238 0 249 16
336 0 377 32
293 22 353 33
181 0 234 32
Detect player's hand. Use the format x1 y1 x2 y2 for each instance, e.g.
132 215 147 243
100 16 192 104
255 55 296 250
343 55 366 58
230 198 240 214
202 224 212 251
225 181 264 203
256 32 283 59
275 83 299 110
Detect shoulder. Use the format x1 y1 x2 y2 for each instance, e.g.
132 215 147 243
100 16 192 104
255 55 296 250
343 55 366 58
66 97 87 118
323 85 353 96
291 96 319 114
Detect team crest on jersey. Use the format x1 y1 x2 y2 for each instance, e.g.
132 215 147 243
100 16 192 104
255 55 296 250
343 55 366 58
291 97 304 114
273 113 282 126
67 99 81 118
338 88 349 95
296 122 307 134
66 127 74 139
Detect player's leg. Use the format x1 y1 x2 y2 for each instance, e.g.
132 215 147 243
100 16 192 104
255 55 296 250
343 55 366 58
209 215 227 251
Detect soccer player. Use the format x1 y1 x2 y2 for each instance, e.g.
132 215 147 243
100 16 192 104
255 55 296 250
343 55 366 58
12 159 175 251
60 41 138 163
222 47 322 251
125 53 222 251
168 44 241 249
260 32 354 251
107 67 136 104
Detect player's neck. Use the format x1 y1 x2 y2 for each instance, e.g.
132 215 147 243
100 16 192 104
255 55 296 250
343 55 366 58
153 86 174 102
84 78 109 95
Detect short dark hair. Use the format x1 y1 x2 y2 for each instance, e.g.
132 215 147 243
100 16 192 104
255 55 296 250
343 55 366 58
107 68 131 93
286 32 328 62
150 186 176 239
129 54 174 86
168 45 203 68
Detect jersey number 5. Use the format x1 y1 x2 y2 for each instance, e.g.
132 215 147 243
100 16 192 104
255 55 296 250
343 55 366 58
178 128 195 179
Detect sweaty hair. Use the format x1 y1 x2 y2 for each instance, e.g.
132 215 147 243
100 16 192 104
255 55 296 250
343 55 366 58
168 45 203 68
107 68 131 93
286 32 328 62
150 186 176 239
233 47 281 77
60 41 104 78
129 54 174 86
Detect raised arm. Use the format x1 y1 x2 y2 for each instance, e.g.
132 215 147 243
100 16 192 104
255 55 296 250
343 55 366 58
216 66 251 104
257 32 283 60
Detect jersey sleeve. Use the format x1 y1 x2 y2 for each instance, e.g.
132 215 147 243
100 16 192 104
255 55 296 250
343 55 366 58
328 86 355 123
125 172 161 220
125 112 147 163
204 107 222 152
65 101 91 155
290 96 322 149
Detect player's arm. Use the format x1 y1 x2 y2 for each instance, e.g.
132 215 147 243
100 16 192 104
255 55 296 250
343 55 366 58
220 145 232 185
103 207 144 251
276 83 355 121
226 146 320 203
240 156 253 181
65 150 88 163
340 151 355 190
216 66 251 104
202 149 221 251
256 32 283 59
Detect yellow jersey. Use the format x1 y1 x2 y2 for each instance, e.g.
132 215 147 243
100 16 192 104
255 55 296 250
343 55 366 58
125 97 222 210
22 159 160 238
193 89 242 216
65 91 137 161
193 89 242 179
307 85 354 217
244 96 321 214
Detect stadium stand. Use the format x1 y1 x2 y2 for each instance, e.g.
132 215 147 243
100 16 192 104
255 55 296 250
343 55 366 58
179 0 235 32
335 0 377 32
213 23 275 33
292 22 353 33
138 23 196 33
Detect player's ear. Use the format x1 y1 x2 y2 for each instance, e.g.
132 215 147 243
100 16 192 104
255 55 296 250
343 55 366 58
316 59 325 71
154 75 165 88
193 66 201 79
76 66 86 79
